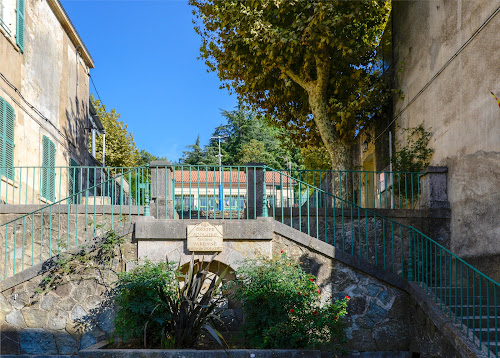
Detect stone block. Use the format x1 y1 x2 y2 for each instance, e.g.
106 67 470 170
55 330 79 354
19 328 57 354
6 310 26 328
46 309 68 330
21 308 48 327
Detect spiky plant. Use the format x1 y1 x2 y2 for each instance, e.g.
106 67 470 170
144 254 229 349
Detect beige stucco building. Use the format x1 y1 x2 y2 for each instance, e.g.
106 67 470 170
0 0 99 204
390 1 500 272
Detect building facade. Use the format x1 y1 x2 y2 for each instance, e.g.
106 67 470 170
390 1 500 274
0 0 98 203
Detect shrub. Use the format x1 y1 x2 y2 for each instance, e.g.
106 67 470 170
230 252 348 349
114 261 178 346
114 255 228 349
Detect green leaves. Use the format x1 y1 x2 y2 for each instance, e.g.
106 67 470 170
114 255 229 349
190 0 392 169
229 252 348 349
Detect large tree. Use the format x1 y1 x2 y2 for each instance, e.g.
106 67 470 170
190 0 391 171
90 95 139 168
180 106 301 169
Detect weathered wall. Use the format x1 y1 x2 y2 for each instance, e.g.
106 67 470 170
0 226 137 355
0 0 93 201
392 0 500 260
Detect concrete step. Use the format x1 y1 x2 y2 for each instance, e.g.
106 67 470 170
340 352 411 358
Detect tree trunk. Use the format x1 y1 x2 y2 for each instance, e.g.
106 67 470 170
308 87 353 202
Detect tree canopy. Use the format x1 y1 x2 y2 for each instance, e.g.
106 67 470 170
190 0 391 171
90 95 139 168
180 106 301 169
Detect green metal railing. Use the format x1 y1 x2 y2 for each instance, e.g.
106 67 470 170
286 169 424 209
0 163 496 355
0 166 150 281
0 166 148 205
169 164 498 356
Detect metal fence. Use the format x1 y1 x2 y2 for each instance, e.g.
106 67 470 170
0 166 149 205
0 163 496 356
0 166 149 280
287 169 424 209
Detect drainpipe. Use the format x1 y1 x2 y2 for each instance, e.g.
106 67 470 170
102 130 106 167
91 128 96 158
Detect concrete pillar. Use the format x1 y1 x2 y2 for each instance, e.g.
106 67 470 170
419 166 450 209
150 161 175 219
246 163 265 219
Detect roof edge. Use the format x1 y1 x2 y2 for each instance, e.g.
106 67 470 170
47 0 95 68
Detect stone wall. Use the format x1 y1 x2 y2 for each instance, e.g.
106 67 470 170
0 224 137 355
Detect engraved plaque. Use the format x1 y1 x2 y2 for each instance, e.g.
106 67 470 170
187 222 223 252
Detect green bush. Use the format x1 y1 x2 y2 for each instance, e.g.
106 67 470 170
114 261 178 346
230 252 348 349
114 256 228 349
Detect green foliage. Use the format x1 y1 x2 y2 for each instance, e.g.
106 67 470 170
90 95 139 167
392 125 433 173
391 125 433 200
181 135 205 165
114 255 228 349
137 149 169 166
230 252 348 349
37 227 126 296
180 106 302 169
190 0 392 170
114 261 178 346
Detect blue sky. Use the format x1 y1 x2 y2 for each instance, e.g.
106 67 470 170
61 0 237 162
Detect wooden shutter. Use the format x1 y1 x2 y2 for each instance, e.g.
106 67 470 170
0 98 15 180
5 101 15 180
16 0 25 52
42 136 56 202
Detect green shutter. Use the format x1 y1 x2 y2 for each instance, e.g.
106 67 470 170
0 98 15 180
42 136 56 202
16 0 25 52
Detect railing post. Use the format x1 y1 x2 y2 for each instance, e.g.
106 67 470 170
408 230 414 281
262 167 268 218
149 161 175 219
246 163 265 219
419 166 449 209
144 164 151 217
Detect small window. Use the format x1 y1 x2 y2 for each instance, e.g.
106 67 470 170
42 136 56 202
0 96 15 180
0 0 14 36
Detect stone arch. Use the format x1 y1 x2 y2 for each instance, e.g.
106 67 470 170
163 243 246 272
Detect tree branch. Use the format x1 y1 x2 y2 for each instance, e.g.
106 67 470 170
315 54 330 93
284 69 311 91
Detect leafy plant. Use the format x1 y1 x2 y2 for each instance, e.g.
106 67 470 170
391 125 433 202
114 255 229 349
114 261 178 345
147 254 229 349
230 252 348 350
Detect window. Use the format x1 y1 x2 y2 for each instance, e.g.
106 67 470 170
0 0 13 36
42 136 55 202
0 96 15 180
175 195 194 211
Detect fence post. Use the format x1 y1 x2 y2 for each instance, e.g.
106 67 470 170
150 161 175 219
262 167 268 218
246 163 265 219
419 166 450 209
